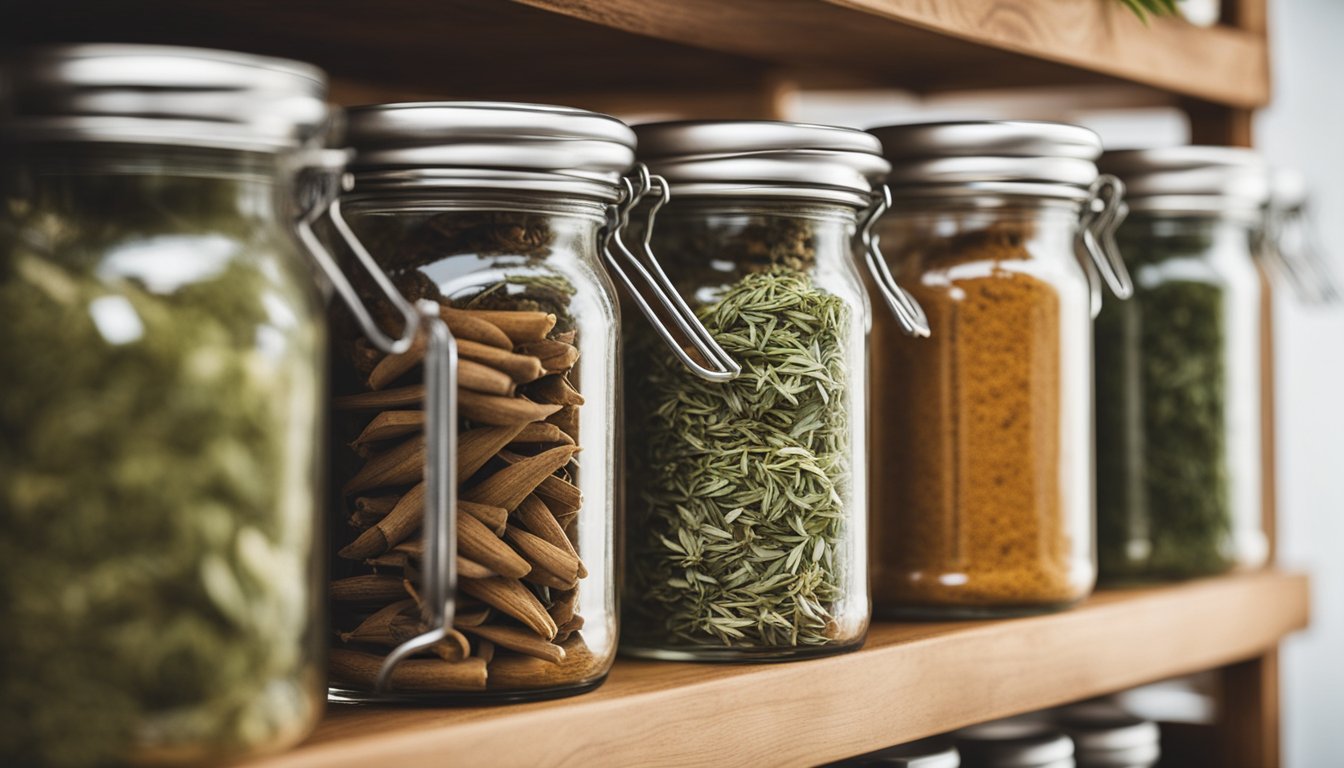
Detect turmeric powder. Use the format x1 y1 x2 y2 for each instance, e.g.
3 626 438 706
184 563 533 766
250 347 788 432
870 219 1093 615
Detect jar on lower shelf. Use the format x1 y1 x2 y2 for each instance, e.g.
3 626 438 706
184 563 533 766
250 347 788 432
0 46 332 765
1094 148 1271 583
954 720 1076 768
866 122 1132 617
621 121 927 660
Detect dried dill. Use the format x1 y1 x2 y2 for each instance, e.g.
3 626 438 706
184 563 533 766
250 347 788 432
627 268 852 649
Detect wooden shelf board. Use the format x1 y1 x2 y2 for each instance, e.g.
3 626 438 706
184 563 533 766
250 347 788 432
514 0 1269 107
246 570 1308 768
4 0 1268 113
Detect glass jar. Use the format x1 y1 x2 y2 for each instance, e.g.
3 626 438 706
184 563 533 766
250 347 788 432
1053 705 1160 768
0 46 330 765
829 737 962 767
323 103 732 700
1095 148 1270 582
954 719 1076 768
867 122 1131 618
621 121 926 660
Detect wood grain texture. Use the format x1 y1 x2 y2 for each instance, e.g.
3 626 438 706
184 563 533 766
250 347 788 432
515 0 1270 107
1217 651 1282 768
243 572 1308 768
3 0 1269 109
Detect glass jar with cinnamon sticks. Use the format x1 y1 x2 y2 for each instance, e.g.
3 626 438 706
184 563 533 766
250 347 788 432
324 103 736 700
866 121 1132 618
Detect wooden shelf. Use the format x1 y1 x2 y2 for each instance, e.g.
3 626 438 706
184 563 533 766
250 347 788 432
5 0 1268 112
246 571 1307 768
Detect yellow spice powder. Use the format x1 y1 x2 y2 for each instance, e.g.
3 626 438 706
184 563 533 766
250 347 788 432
870 225 1084 612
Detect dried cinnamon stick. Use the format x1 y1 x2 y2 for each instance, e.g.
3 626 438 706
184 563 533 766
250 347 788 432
459 390 561 426
506 526 580 588
350 337 384 377
546 405 579 442
339 482 425 560
515 495 586 577
457 339 545 383
342 435 424 495
462 623 565 664
329 649 487 692
525 374 585 406
534 475 582 520
460 359 516 396
509 422 574 446
442 306 555 344
453 605 493 627
349 495 399 529
339 599 417 644
351 411 425 447
459 423 528 479
487 636 594 690
554 614 585 645
463 445 578 512
515 339 579 373
548 588 577 628
460 576 557 640
438 307 512 350
473 638 495 665
461 500 508 536
330 574 409 603
459 513 530 580
367 334 426 390
333 385 424 411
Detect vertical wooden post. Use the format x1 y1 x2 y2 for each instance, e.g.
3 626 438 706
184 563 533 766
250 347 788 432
1216 652 1282 768
1183 5 1280 760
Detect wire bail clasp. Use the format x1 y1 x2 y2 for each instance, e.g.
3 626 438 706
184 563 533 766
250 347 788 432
292 149 459 695
1076 174 1134 318
602 163 740 382
859 185 930 338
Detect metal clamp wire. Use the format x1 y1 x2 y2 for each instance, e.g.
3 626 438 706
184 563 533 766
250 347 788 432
859 185 931 338
602 163 741 382
1081 174 1135 301
292 150 459 695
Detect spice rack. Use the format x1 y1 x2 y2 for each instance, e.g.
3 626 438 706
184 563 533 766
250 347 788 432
3 0 1297 765
246 572 1307 768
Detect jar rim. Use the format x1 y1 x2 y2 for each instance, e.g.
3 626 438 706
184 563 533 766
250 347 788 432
1 44 330 153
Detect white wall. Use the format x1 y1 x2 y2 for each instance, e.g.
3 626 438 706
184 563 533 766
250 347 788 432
1256 1 1344 765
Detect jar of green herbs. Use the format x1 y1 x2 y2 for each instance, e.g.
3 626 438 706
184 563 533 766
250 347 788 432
0 46 331 765
1095 148 1271 582
621 121 927 661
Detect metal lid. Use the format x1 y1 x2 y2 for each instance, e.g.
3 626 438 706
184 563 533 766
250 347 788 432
858 738 962 768
869 121 1103 201
634 120 890 208
1100 146 1269 214
1054 706 1160 766
0 44 329 152
344 102 636 201
955 719 1076 768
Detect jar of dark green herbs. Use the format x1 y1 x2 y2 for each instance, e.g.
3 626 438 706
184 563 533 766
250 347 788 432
621 121 927 661
0 46 330 765
1096 148 1271 582
325 103 735 700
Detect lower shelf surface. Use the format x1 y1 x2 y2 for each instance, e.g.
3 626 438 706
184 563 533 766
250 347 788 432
248 570 1309 768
